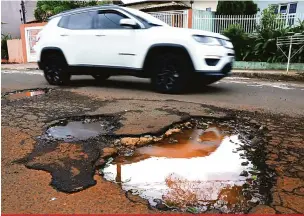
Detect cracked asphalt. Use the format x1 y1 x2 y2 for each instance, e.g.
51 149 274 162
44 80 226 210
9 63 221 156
1 70 304 214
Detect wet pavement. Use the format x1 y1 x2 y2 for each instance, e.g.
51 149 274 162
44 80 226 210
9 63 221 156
103 125 265 213
1 71 304 214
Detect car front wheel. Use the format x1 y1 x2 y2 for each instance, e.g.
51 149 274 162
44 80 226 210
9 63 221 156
151 52 191 94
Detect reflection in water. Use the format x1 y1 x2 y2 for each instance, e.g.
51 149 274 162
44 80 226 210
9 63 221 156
103 127 252 213
46 121 111 141
5 90 46 100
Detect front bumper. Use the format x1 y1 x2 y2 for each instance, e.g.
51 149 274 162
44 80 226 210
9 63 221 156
191 44 234 74
195 62 233 77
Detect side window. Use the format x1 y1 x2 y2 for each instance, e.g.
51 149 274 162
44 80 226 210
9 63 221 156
67 12 94 30
58 16 69 28
95 11 128 29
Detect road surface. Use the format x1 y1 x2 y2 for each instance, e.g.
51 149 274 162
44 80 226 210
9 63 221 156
2 70 304 116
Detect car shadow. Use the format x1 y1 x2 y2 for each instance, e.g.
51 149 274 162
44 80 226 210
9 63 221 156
60 76 229 95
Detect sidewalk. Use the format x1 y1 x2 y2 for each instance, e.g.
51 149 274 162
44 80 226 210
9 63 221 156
2 63 304 82
232 69 304 82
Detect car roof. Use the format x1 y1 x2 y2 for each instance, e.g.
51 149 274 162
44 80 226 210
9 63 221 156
49 5 124 19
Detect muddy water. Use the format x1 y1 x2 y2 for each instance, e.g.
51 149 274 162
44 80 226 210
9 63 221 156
46 120 113 141
103 127 255 213
4 89 47 100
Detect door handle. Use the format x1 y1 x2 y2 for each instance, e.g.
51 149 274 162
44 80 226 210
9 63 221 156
60 34 69 37
95 34 106 37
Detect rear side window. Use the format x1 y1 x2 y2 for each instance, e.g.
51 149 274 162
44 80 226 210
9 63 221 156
58 12 94 29
95 11 128 29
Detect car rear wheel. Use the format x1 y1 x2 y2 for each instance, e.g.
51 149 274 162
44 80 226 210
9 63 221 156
151 52 191 94
43 53 70 85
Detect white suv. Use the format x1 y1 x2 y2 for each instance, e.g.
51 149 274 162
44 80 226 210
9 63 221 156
35 5 234 93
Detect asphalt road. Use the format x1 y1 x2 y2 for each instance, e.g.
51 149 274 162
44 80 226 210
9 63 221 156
2 69 304 214
2 70 304 116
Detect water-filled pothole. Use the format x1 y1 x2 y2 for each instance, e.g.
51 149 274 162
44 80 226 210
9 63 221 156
102 123 270 213
43 116 120 141
2 88 49 100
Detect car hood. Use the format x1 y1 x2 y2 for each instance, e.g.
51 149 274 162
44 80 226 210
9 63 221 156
157 26 230 40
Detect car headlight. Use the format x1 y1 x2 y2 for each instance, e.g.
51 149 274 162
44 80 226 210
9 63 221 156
220 39 234 49
192 35 221 46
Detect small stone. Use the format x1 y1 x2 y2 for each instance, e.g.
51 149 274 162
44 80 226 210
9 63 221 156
275 206 296 214
241 161 249 166
114 139 120 145
240 171 249 177
101 147 117 158
250 120 258 124
185 122 192 128
120 137 139 146
165 128 181 136
249 205 275 214
138 136 153 146
95 158 106 167
258 126 266 131
251 137 260 145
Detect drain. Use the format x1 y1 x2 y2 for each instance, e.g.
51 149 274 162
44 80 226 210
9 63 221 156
2 88 50 100
102 121 272 213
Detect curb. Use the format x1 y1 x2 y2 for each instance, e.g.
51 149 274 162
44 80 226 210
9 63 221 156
232 71 304 82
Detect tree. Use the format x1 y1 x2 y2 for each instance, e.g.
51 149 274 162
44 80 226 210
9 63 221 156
216 1 258 15
34 0 113 22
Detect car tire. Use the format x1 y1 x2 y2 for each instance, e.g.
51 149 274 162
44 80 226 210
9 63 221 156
151 52 191 94
43 53 70 86
92 74 110 81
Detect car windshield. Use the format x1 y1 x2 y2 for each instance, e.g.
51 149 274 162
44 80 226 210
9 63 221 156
124 7 169 27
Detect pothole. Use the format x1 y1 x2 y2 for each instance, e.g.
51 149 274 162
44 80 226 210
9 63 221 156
101 119 273 214
2 88 50 100
20 116 273 212
42 116 120 141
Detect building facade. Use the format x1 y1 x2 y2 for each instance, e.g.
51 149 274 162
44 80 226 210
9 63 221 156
1 0 37 38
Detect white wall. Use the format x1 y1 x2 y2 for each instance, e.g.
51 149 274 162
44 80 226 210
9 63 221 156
1 0 37 38
185 0 218 11
254 0 304 14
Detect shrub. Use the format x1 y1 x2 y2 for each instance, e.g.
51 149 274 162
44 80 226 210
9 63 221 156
1 33 12 60
223 24 250 61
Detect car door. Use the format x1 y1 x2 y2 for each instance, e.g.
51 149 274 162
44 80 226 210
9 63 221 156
92 9 141 68
58 11 97 65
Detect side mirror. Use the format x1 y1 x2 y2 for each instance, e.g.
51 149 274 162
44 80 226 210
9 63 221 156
120 18 138 28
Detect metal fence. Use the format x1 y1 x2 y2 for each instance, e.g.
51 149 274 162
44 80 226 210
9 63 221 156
149 10 188 28
192 10 304 33
150 9 304 33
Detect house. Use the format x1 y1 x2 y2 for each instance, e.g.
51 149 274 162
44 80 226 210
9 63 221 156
1 0 36 38
122 0 218 12
254 1 304 26
255 0 304 15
